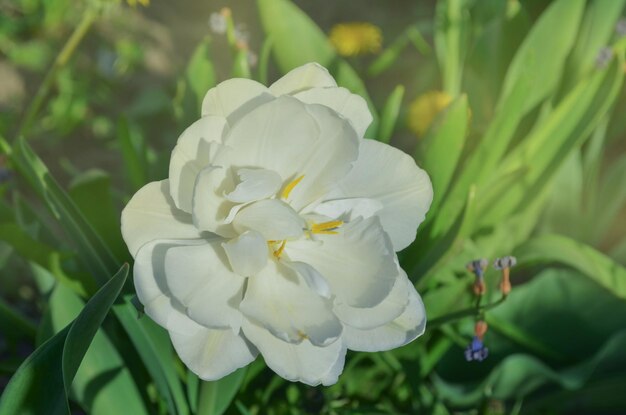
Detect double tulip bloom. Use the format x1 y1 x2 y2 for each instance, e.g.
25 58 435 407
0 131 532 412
121 63 433 386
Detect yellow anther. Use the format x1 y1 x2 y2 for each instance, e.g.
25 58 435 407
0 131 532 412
281 175 304 200
272 240 286 259
297 330 309 340
311 220 343 235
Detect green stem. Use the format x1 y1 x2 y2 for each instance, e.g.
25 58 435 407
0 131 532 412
16 9 97 140
427 295 508 329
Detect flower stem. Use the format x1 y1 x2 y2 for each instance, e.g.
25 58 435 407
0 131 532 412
427 295 508 329
16 9 97 140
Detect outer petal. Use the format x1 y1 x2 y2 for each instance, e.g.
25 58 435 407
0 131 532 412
133 238 209 335
322 139 433 251
294 87 372 137
334 265 410 330
342 281 426 352
242 319 346 386
170 324 257 381
162 240 245 331
239 260 342 347
269 62 337 96
201 78 272 123
224 96 359 211
121 180 201 258
168 116 229 212
232 199 306 241
285 216 397 308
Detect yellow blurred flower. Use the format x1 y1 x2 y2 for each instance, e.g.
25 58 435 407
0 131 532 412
329 23 383 57
126 0 150 7
407 91 453 137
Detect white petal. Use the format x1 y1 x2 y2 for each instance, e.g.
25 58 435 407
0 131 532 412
285 216 397 308
269 62 337 96
168 116 229 212
342 281 426 352
224 96 359 211
222 231 268 277
170 325 257 381
334 266 410 330
121 180 201 258
239 260 342 347
242 319 346 386
294 87 372 137
201 78 272 123
285 261 331 298
192 165 237 237
161 240 245 331
327 139 433 251
224 168 282 203
133 238 209 335
232 199 306 241
312 197 383 221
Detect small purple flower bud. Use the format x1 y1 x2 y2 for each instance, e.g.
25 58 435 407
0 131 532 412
616 18 626 37
596 47 613 69
465 336 489 362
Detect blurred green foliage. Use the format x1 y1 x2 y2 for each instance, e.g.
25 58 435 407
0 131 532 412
1 0 626 414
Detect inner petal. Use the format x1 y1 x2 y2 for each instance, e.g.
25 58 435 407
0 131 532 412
225 168 283 203
232 199 306 241
222 230 268 277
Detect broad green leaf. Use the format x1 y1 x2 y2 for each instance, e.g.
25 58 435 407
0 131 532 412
117 117 148 192
69 169 127 262
514 233 626 301
435 0 470 96
593 156 626 244
500 0 585 112
1 136 188 415
377 85 404 143
257 0 335 72
434 330 626 406
113 301 190 415
417 95 468 212
0 265 129 415
434 269 626 406
186 37 217 111
198 367 248 415
0 136 118 289
42 268 148 415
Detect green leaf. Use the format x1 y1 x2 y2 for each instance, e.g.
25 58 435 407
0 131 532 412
561 0 626 92
69 169 127 262
418 95 468 212
117 117 148 192
0 296 37 341
499 0 585 113
257 0 335 72
186 37 217 111
514 233 626 301
1 136 118 289
377 85 405 143
484 56 624 225
0 264 129 415
435 0 470 96
197 367 248 415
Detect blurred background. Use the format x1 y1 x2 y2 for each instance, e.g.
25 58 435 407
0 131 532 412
1 0 626 414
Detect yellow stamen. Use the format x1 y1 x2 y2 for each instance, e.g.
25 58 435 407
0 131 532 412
297 330 309 340
281 175 304 200
311 220 343 235
272 240 286 259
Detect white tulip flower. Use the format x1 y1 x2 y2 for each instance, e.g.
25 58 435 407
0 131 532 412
121 63 433 386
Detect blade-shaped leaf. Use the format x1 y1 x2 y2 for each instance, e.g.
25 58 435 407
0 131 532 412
0 264 129 415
